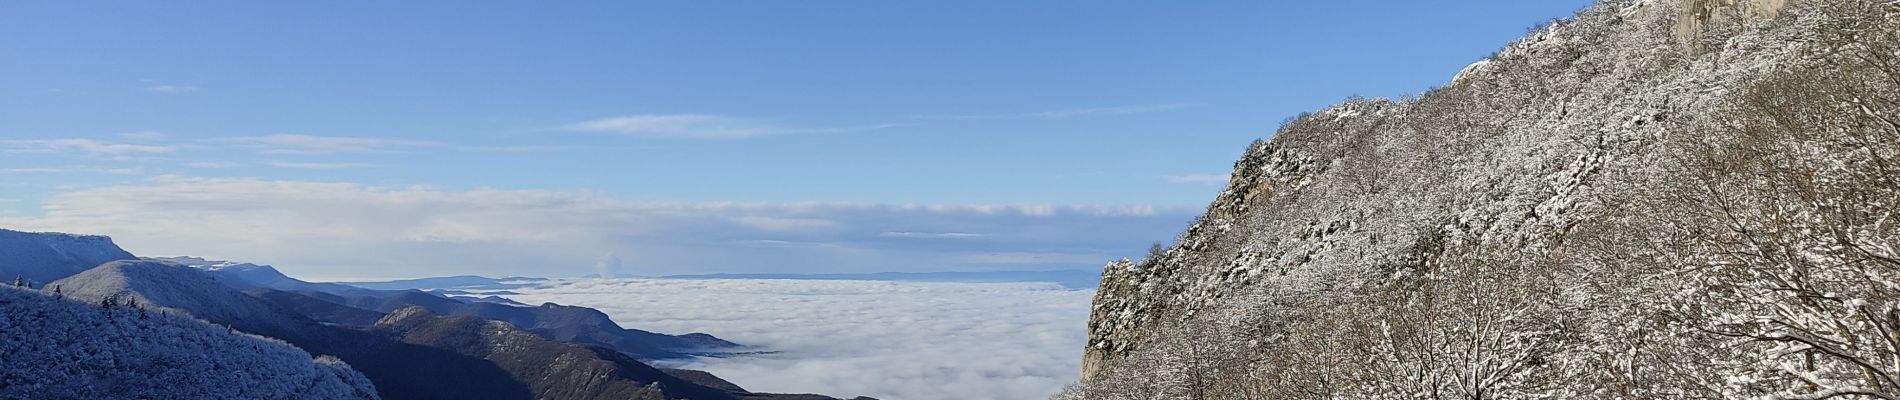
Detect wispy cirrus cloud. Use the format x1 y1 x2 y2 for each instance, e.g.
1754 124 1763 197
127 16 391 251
565 114 903 139
264 161 374 169
118 131 167 140
215 134 572 154
457 145 569 153
145 84 200 93
913 103 1198 121
878 231 987 239
184 161 238 168
1 138 179 155
217 134 436 154
10 133 569 159
0 166 141 175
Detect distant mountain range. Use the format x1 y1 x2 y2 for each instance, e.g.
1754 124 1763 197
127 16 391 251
337 275 548 291
0 229 872 400
160 257 733 360
339 269 1103 291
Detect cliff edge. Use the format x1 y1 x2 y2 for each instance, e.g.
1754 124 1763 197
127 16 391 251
1076 1 1900 398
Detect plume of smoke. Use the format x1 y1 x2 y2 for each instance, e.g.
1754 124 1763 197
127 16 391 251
594 252 623 279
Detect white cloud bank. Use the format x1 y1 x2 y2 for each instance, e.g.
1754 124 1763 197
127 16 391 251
0 177 1190 279
504 278 1092 400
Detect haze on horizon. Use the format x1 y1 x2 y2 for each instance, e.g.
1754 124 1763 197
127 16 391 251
0 1 1590 281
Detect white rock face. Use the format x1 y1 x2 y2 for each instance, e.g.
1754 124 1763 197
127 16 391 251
0 285 378 399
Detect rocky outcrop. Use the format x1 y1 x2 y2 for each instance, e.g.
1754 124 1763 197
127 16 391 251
1077 1 1900 398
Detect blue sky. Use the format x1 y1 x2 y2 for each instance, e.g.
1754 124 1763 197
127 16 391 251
0 1 1590 280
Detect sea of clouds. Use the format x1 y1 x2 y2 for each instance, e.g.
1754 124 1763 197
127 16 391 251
2 177 1189 280
503 278 1093 400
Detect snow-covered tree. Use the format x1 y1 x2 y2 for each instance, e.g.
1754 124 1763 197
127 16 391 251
0 285 379 399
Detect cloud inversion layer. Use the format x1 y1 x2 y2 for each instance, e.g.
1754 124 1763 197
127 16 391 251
505 278 1093 400
0 178 1191 279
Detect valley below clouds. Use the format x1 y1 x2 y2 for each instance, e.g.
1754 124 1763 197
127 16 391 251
501 278 1093 400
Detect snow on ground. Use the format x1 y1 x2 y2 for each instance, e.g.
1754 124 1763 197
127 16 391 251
502 278 1093 400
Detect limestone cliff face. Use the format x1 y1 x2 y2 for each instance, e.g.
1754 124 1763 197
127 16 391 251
0 229 136 284
1078 0 1896 395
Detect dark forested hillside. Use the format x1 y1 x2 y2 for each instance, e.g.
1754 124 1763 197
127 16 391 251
1070 1 1900 399
373 306 868 400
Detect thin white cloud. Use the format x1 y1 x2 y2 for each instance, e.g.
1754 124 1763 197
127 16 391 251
914 103 1198 120
184 161 238 168
1163 174 1231 185
0 165 143 175
145 84 200 93
119 131 167 140
566 114 773 138
0 167 69 174
506 278 1092 400
218 134 436 154
1029 104 1197 118
264 161 374 170
961 252 1109 265
458 145 568 153
0 178 1191 278
565 114 903 139
215 134 571 155
879 231 987 239
2 139 178 155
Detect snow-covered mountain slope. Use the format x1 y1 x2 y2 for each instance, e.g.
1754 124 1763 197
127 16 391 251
4 239 847 399
0 229 135 285
1073 1 1900 399
0 285 378 399
154 256 383 297
42 259 545 400
51 260 301 334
